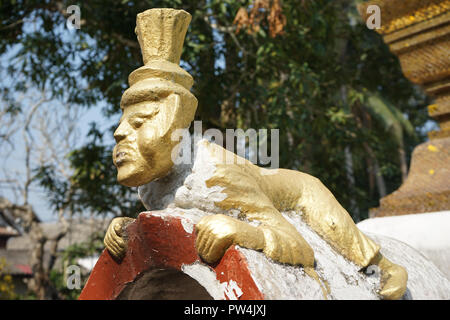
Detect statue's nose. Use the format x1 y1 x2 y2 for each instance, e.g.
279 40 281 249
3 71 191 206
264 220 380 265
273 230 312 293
114 121 129 143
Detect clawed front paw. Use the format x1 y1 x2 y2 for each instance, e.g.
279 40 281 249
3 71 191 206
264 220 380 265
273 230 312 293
195 215 314 268
261 226 315 267
104 217 135 260
195 214 240 264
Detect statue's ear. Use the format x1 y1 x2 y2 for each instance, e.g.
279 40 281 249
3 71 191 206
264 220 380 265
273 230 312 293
169 93 182 120
172 92 181 108
170 92 194 129
158 93 182 138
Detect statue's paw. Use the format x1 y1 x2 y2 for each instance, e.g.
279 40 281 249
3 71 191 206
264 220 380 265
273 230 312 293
195 214 239 264
261 226 315 267
379 263 408 300
104 217 135 260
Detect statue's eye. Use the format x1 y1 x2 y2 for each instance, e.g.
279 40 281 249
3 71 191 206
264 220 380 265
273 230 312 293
130 118 144 128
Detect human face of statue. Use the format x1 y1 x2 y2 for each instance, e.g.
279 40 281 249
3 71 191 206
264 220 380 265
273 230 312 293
113 93 181 187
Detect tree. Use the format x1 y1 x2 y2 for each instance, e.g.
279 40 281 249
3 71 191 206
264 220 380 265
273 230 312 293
0 86 79 299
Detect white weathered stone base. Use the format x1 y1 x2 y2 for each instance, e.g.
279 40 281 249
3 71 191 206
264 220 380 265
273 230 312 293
357 211 450 281
155 209 450 300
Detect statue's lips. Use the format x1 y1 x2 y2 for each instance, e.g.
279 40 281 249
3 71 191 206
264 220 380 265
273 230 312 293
114 145 136 166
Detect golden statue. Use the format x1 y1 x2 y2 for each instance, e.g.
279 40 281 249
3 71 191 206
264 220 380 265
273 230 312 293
104 8 408 300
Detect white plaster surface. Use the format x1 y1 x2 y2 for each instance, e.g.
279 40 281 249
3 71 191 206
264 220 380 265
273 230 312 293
357 211 450 280
154 208 450 300
139 138 228 214
77 255 100 271
181 262 243 300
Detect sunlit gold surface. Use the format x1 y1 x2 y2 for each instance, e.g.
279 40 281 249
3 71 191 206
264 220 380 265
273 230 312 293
135 9 191 65
112 9 197 187
194 142 378 267
198 141 406 299
104 8 408 299
104 217 135 260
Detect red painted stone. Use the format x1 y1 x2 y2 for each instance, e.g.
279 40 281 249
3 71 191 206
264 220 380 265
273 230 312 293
79 212 264 300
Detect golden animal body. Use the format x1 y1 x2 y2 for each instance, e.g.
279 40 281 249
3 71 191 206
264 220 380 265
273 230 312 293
104 8 408 300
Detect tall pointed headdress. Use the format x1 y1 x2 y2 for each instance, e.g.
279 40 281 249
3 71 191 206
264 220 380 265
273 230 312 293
121 9 195 108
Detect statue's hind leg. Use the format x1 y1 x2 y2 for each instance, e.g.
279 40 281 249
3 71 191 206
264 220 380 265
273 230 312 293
368 253 408 300
294 172 407 299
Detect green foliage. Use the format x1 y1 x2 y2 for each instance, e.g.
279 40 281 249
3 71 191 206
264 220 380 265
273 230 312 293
0 258 16 300
364 93 414 146
49 232 104 300
0 0 431 223
48 269 79 300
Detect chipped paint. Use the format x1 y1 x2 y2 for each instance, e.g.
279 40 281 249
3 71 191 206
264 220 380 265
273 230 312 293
181 262 242 300
224 279 243 300
181 218 194 234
